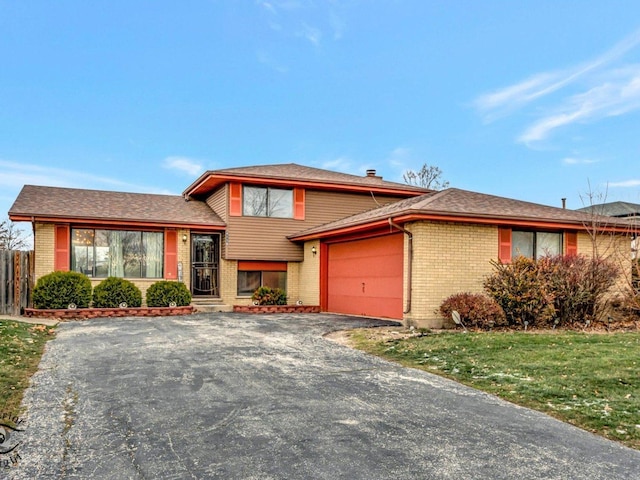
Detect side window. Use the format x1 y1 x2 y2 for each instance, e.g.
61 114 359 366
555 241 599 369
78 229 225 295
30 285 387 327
511 230 562 260
242 186 293 218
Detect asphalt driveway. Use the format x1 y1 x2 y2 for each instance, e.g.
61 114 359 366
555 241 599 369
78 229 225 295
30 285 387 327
8 313 640 479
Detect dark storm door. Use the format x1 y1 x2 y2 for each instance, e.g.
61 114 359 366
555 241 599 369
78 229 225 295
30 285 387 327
191 234 220 297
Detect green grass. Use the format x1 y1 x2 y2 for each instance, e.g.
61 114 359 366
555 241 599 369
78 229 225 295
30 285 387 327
348 329 640 449
0 320 55 418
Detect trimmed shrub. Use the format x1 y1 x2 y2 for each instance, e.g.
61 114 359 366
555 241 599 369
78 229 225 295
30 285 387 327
146 281 191 307
439 292 506 329
92 277 142 308
32 271 92 309
252 286 287 305
484 257 554 328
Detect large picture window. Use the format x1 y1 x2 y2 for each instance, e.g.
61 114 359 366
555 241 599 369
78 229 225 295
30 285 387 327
243 186 293 218
512 231 562 259
71 229 164 278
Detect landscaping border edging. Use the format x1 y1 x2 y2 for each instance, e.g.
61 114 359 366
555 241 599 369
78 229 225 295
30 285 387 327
23 306 194 320
233 305 321 314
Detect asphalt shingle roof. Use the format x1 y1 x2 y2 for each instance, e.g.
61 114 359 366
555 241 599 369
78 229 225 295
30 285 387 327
9 185 225 227
184 163 429 197
576 201 640 218
290 188 630 239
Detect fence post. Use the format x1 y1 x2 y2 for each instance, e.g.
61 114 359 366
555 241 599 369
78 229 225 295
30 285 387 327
0 250 6 315
14 251 20 315
0 250 34 316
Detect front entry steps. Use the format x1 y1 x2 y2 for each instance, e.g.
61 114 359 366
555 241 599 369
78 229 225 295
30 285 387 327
190 297 233 313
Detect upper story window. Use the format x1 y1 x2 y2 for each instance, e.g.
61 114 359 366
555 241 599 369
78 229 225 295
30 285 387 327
512 231 562 259
243 186 293 218
71 228 164 278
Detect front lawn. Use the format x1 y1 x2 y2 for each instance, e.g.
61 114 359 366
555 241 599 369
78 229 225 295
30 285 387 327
0 320 55 418
347 328 640 450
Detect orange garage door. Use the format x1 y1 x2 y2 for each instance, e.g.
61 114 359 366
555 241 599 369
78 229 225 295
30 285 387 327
327 234 404 320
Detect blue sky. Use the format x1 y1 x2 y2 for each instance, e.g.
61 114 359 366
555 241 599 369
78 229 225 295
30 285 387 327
3 0 640 230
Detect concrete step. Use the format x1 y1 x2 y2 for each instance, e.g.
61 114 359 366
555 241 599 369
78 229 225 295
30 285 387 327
190 298 233 313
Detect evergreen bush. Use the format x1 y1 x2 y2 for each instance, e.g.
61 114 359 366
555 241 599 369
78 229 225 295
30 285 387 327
146 281 191 307
32 271 92 309
92 277 142 308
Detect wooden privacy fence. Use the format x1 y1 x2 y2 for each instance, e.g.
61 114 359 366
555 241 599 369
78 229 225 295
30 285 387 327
0 250 34 316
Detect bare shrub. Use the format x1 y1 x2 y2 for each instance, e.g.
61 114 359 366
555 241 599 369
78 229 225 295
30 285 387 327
484 254 619 329
439 292 506 329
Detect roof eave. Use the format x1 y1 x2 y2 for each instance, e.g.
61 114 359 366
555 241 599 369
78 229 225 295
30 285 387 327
9 213 226 230
183 173 427 198
289 210 634 241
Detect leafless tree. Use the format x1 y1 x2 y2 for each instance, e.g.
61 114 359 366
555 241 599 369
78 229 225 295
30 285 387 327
578 183 640 318
0 218 29 250
403 164 449 190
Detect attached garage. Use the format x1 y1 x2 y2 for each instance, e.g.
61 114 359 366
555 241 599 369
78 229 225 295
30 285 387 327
324 233 404 320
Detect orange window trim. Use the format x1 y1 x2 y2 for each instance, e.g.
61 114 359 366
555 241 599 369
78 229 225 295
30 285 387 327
164 230 178 279
565 231 578 256
293 187 305 220
498 227 512 263
54 224 70 271
229 182 242 216
238 261 287 272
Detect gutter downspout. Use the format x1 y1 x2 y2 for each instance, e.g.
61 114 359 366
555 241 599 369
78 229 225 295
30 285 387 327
388 218 412 314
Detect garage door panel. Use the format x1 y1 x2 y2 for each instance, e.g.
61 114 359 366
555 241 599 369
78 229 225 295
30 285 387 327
327 234 403 320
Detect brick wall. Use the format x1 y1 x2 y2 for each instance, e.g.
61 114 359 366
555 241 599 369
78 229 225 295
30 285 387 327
219 258 241 304
34 222 54 282
577 231 633 295
404 221 498 329
287 261 300 304
297 241 320 306
177 228 190 290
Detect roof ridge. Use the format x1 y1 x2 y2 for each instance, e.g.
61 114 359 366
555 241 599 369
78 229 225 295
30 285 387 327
20 184 181 198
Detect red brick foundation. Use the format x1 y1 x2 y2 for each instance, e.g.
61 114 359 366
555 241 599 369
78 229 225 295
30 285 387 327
233 305 321 314
23 306 194 320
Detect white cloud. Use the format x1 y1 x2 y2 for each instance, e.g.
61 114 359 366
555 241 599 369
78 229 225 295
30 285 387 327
320 156 354 172
162 156 204 176
329 10 345 40
297 23 322 46
0 159 174 194
257 50 289 73
518 69 640 144
256 0 277 15
473 28 640 146
385 146 411 169
475 29 640 119
609 179 640 187
256 0 347 50
562 157 598 165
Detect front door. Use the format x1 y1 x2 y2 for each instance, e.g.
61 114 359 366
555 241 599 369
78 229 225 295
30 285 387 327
191 234 220 297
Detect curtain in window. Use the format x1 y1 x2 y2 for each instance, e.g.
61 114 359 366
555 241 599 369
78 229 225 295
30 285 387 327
108 231 125 277
144 232 163 278
536 232 562 258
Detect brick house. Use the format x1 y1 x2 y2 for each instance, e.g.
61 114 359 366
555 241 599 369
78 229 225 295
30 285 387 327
8 163 632 328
